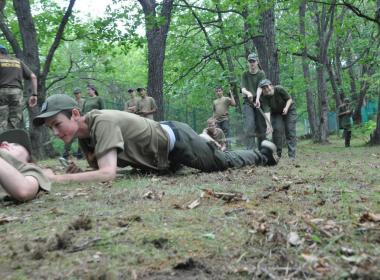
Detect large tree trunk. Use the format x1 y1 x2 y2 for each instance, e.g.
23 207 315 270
138 0 174 121
252 3 280 84
370 90 380 144
312 1 336 143
299 1 319 140
370 0 380 144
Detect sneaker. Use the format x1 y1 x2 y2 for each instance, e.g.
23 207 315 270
260 140 279 166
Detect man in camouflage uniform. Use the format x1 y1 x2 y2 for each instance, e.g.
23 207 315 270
338 98 353 147
258 79 297 159
0 45 38 133
241 52 267 149
212 86 235 150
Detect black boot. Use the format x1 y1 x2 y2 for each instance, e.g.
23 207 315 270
345 130 351 147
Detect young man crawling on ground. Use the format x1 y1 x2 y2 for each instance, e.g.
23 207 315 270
33 94 279 184
0 129 51 201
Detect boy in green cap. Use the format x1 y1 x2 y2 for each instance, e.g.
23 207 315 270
33 94 279 183
257 79 297 159
0 129 51 201
241 52 268 150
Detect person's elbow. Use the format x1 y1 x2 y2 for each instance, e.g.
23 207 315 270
99 167 117 181
12 186 39 202
30 73 37 81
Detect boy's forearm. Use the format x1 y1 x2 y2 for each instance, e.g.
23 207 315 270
0 158 39 201
50 168 116 183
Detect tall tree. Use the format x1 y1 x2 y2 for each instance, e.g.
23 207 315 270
299 0 319 140
311 1 336 143
138 0 174 121
253 1 280 84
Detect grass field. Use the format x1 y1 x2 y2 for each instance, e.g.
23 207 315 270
1 136 380 279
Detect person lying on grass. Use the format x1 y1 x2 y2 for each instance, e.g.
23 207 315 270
0 129 51 201
33 94 279 183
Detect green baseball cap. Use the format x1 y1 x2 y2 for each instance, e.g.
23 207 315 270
33 94 79 126
247 53 258 61
258 79 272 88
0 129 32 155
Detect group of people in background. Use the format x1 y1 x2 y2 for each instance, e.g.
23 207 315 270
202 52 297 160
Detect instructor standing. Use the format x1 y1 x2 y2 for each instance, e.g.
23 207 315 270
0 45 38 133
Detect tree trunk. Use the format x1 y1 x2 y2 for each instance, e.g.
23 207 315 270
299 1 319 140
253 3 280 84
370 0 380 144
312 1 336 143
370 89 380 144
138 0 174 121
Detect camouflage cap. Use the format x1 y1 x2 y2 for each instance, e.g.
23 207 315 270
258 79 272 88
344 97 350 102
247 52 258 61
73 88 81 94
0 129 32 155
33 94 79 126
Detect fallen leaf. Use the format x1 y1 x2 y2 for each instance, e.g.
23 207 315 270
202 233 215 239
301 254 319 263
341 254 368 264
288 231 302 246
187 198 201 209
359 211 380 223
142 190 165 201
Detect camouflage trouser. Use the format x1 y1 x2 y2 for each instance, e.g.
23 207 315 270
0 88 23 134
271 106 297 158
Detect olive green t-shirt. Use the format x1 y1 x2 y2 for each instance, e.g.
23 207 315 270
0 150 51 192
79 110 170 171
213 96 233 122
241 70 266 101
136 96 157 120
262 86 294 114
82 96 105 113
0 55 33 89
124 97 140 112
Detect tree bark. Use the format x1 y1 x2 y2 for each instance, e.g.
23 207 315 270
138 0 174 121
312 1 336 143
252 3 280 84
299 1 319 140
369 0 380 144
